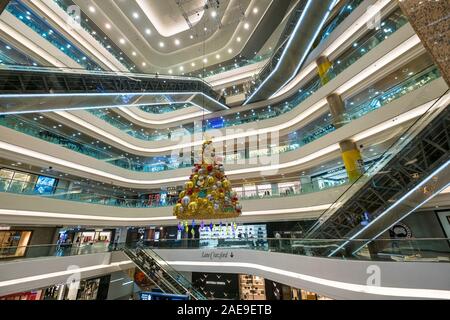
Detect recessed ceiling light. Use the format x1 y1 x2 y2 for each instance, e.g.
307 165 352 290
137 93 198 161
88 6 95 13
190 34 194 39
105 23 111 29
142 62 146 66
216 54 221 59
244 23 250 30
132 12 139 19
191 62 196 67
204 27 208 31
159 42 165 47
132 51 136 56
179 66 184 71
203 58 208 63
236 37 241 42
253 7 259 14
119 38 125 44
174 39 180 46
211 10 217 18
228 48 233 54
168 69 173 74
145 28 151 35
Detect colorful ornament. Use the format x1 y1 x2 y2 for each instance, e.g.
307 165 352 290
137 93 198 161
173 140 242 220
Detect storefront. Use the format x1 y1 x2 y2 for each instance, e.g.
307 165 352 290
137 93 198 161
57 228 115 250
0 290 43 300
199 224 267 248
239 275 266 300
0 275 111 300
0 228 32 258
192 272 239 300
0 168 58 195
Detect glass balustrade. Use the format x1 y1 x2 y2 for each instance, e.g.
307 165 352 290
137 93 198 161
317 0 365 44
6 0 102 71
52 0 136 72
139 103 192 115
1 238 449 263
0 176 349 209
199 52 273 79
0 65 441 173
0 39 41 67
90 9 409 141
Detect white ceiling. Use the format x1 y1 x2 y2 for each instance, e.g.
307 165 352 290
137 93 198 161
73 0 275 73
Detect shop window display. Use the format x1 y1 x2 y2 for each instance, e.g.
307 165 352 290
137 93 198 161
192 273 239 300
0 290 43 300
239 275 266 300
0 230 32 258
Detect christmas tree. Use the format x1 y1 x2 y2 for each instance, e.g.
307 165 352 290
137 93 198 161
173 140 242 220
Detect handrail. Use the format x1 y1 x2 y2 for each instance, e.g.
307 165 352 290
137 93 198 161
306 89 450 237
136 247 205 299
123 247 182 296
2 238 450 251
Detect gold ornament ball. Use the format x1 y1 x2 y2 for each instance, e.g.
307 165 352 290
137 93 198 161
186 181 194 189
188 201 198 212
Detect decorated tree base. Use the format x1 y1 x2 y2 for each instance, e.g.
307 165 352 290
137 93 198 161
173 140 242 220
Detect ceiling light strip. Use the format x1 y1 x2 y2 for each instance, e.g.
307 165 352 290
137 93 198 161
0 102 429 185
0 205 331 223
49 35 421 153
166 260 450 299
271 0 392 99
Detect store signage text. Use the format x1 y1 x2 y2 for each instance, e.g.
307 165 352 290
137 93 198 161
201 251 234 260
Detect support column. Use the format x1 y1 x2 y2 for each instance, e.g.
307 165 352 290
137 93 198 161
326 92 364 182
327 93 347 128
340 140 364 182
398 0 450 86
0 0 10 15
316 55 333 85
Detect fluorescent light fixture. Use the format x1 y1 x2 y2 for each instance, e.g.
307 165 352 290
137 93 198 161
270 0 393 100
0 208 177 221
245 0 336 104
0 205 330 223
118 107 207 125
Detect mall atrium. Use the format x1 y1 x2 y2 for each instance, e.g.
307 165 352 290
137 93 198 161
0 0 449 302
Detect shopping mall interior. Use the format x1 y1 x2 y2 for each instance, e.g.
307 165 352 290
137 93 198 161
0 0 449 303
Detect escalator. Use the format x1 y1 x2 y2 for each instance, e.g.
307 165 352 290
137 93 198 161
0 65 228 114
245 0 337 104
123 246 207 300
304 91 450 256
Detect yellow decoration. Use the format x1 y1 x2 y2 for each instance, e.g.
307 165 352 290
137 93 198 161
174 203 182 215
222 180 230 189
185 181 194 189
188 201 198 212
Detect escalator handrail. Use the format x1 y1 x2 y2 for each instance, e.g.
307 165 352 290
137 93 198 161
125 247 193 297
306 89 450 237
135 246 206 300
